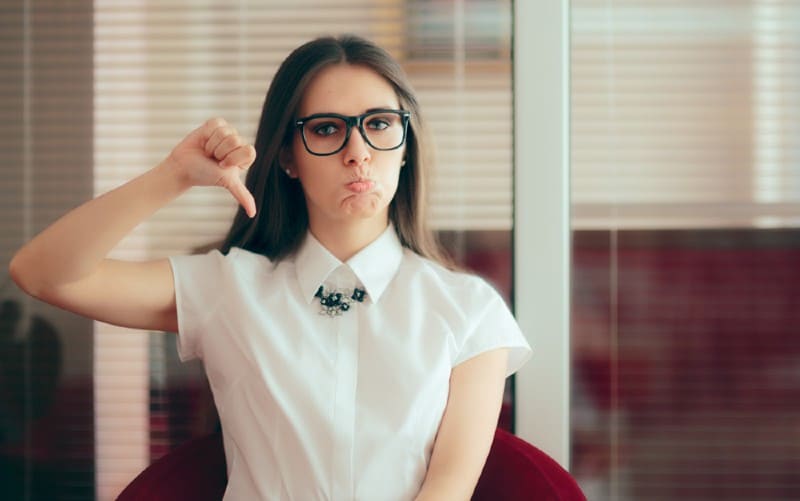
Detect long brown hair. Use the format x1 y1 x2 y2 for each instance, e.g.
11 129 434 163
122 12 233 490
219 34 450 267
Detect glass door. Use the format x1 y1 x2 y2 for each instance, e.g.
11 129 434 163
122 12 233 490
569 1 800 499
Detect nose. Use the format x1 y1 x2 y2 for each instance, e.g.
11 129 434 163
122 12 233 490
342 126 371 166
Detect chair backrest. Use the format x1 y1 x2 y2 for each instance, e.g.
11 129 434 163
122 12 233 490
472 428 587 501
117 428 586 500
116 433 226 501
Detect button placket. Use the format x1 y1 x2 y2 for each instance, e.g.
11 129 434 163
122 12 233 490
329 274 359 500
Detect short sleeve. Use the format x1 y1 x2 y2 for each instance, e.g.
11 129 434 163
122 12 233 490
453 283 533 377
168 250 227 362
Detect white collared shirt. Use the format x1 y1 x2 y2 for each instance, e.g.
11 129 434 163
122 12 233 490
169 225 532 501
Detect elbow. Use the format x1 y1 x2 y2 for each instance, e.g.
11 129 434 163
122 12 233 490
9 251 42 298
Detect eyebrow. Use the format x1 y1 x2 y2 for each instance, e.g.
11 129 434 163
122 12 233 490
303 106 401 116
365 106 400 113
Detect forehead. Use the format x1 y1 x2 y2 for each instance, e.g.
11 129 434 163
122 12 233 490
298 63 400 116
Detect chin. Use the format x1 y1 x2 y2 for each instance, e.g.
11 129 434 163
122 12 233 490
341 207 381 220
339 194 386 217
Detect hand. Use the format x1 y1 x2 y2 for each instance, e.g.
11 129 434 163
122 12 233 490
166 117 258 218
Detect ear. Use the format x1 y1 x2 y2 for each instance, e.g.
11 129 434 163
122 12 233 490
279 146 297 178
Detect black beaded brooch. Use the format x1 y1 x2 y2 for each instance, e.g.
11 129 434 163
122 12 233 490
314 285 367 317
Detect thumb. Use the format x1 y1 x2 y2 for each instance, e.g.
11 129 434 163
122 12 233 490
226 176 257 218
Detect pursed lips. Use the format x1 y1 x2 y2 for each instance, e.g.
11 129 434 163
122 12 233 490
345 178 374 193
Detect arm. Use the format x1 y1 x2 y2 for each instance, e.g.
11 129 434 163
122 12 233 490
414 348 509 501
9 118 256 332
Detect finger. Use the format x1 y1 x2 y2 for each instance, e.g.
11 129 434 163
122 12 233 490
220 144 256 169
204 126 237 157
213 133 245 162
226 176 257 218
200 117 228 145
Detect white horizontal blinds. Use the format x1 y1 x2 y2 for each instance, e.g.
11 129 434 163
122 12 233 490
571 0 800 229
753 0 800 222
414 62 513 229
406 0 513 230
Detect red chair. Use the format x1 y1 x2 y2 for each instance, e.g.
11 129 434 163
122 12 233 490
117 427 586 500
474 428 586 500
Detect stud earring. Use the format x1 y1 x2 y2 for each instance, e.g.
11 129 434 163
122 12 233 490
400 159 406 167
284 168 292 176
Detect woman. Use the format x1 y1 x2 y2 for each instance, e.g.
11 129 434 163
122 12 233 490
10 35 531 500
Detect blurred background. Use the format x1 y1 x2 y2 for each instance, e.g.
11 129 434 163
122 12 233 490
1 0 799 499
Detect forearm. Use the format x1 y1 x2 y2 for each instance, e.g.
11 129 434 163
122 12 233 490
10 159 189 295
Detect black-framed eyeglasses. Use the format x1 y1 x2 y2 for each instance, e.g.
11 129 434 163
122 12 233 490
295 109 411 156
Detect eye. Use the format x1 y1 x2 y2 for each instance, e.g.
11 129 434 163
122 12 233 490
366 116 392 131
312 122 340 136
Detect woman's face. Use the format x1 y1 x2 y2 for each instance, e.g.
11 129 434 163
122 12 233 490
284 63 405 232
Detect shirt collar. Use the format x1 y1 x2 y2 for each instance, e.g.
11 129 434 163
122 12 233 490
294 224 404 305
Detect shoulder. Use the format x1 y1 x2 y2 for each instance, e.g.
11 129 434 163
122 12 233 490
399 251 530 371
400 251 504 314
170 246 277 282
226 246 274 268
403 250 495 291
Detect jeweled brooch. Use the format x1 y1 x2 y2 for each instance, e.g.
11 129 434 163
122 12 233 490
314 285 367 316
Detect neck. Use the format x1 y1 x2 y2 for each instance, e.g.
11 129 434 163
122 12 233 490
308 216 389 262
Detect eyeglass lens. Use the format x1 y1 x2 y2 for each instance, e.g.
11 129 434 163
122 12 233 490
301 111 406 155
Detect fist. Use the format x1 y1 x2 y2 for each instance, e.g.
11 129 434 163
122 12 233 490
168 118 258 218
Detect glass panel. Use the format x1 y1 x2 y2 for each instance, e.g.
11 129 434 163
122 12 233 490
572 229 800 499
1 2 95 500
571 1 800 499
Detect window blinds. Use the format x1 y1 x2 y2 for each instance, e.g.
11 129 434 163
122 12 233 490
571 0 800 229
